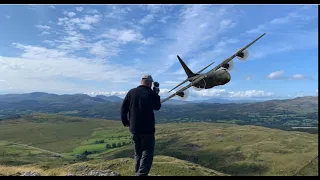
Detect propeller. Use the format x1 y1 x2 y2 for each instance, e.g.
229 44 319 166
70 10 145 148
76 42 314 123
176 86 190 100
236 48 249 61
221 59 234 72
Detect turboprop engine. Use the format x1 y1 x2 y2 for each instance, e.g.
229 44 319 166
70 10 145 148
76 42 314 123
236 48 249 61
176 86 190 100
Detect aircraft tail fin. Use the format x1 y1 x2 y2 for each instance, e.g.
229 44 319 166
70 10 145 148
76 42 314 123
177 55 195 78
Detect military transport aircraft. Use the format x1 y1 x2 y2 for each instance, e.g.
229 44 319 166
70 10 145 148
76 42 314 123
161 33 266 104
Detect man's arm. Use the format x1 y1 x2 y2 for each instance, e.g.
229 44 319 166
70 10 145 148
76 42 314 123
153 93 161 111
120 92 130 126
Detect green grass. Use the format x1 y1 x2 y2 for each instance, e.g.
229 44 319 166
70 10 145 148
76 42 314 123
0 141 72 168
101 123 318 176
0 113 122 153
0 113 318 176
0 155 227 176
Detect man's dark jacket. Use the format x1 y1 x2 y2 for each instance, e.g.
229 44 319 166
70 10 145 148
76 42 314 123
121 85 161 134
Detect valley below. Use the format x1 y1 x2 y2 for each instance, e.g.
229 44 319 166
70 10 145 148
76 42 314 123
0 93 318 176
0 113 318 176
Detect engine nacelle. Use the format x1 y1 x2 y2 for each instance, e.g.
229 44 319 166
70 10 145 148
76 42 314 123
176 87 190 100
221 59 234 72
236 48 249 61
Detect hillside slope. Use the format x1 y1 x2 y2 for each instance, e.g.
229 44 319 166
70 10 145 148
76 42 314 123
0 141 226 176
0 114 317 176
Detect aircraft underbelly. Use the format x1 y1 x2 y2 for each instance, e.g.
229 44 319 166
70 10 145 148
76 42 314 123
192 69 231 89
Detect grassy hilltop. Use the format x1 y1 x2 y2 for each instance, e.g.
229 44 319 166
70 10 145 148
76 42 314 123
0 114 318 176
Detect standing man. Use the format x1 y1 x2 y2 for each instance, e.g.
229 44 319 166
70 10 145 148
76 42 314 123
121 74 161 176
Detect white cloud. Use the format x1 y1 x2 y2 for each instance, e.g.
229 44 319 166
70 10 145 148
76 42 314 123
48 5 55 9
6 15 10 19
85 91 127 96
150 5 242 76
160 88 273 99
267 70 309 81
244 7 317 60
159 88 172 96
0 80 12 90
84 88 273 99
87 9 99 14
191 89 227 97
316 89 318 93
163 81 181 84
104 6 131 20
78 24 92 30
291 74 305 80
228 90 273 98
89 41 121 58
140 14 154 24
102 29 152 45
36 25 51 30
215 37 239 48
296 91 304 97
159 16 170 23
267 70 285 79
245 76 252 80
219 19 236 29
0 43 143 93
246 7 316 35
40 31 51 36
76 7 84 12
64 11 77 18
58 14 101 31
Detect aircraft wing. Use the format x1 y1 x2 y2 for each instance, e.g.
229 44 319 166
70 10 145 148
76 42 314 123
161 33 266 104
161 83 193 103
206 33 266 75
196 61 215 74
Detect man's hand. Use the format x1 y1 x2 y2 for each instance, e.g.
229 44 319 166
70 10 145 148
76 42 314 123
153 87 160 94
153 82 160 94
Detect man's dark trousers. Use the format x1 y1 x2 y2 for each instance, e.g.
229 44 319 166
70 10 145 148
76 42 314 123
131 133 155 176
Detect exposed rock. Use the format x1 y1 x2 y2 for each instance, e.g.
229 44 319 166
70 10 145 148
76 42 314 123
86 170 120 176
21 171 41 176
73 165 120 176
119 159 129 163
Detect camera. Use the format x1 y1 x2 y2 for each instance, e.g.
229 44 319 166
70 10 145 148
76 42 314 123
153 82 160 94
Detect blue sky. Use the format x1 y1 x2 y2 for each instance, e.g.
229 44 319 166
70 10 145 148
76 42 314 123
0 5 318 100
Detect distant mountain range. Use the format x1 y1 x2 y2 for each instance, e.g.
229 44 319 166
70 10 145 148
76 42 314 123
0 92 318 133
0 92 264 105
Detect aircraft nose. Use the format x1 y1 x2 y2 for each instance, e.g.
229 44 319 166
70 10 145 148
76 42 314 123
225 72 231 83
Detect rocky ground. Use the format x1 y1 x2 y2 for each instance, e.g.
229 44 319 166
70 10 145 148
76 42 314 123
6 166 121 176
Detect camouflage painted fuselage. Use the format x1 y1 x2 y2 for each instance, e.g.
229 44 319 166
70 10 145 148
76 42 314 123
189 69 231 89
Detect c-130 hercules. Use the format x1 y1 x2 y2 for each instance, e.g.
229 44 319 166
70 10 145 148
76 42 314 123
161 33 266 104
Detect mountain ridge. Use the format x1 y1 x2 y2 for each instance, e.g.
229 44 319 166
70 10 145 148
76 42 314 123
0 93 317 132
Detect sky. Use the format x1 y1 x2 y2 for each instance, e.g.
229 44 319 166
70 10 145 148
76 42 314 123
0 4 318 101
